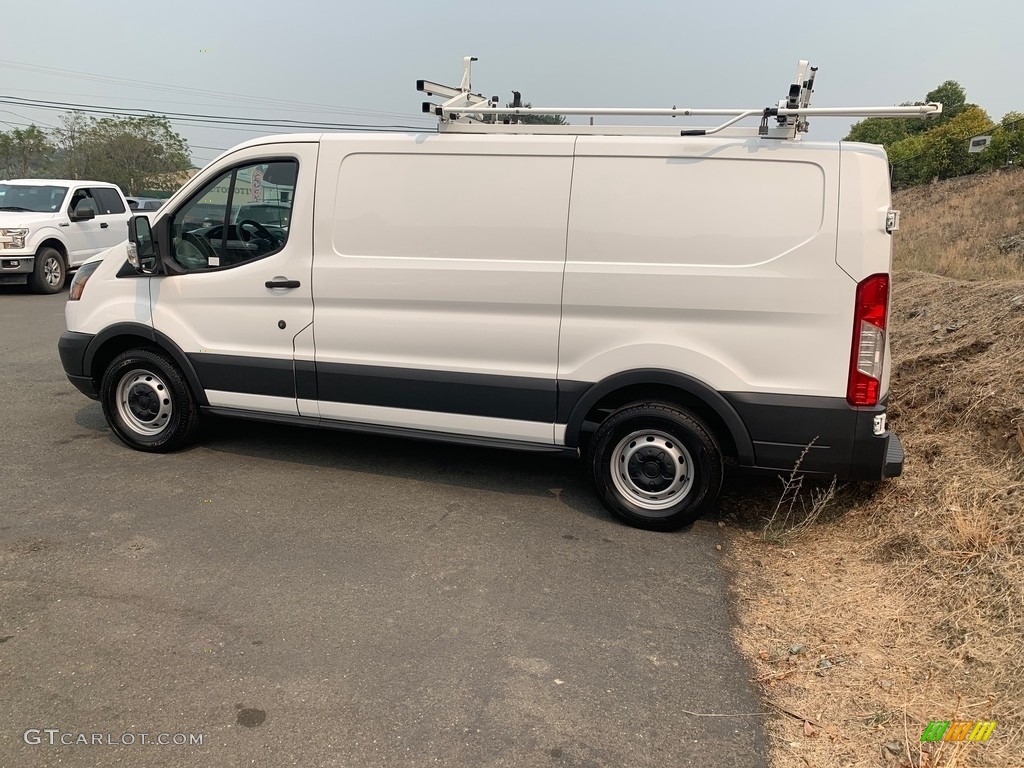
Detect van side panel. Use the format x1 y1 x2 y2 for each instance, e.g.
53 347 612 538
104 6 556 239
560 138 851 398
558 137 904 478
311 134 574 444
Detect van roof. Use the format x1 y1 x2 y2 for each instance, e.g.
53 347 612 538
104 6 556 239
215 130 889 162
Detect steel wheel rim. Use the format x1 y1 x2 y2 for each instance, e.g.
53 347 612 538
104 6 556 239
44 256 62 287
116 368 173 436
610 429 694 511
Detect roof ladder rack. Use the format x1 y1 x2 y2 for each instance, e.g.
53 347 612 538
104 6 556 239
417 57 942 139
417 56 499 124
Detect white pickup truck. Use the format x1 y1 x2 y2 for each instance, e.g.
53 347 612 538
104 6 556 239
0 179 133 294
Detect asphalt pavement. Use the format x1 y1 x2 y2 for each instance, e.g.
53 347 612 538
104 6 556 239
0 284 767 767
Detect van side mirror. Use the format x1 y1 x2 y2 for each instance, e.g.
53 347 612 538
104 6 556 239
127 215 159 274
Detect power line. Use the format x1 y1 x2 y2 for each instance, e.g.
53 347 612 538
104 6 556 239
0 85 434 123
0 95 431 132
0 59 434 124
0 107 58 129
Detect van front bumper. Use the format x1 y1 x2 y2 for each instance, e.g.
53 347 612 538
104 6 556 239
58 330 99 399
723 392 904 480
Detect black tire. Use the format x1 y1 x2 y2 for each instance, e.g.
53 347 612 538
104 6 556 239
28 247 66 294
587 403 723 531
100 349 201 452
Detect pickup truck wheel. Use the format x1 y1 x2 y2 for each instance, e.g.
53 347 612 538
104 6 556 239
588 403 723 531
28 247 65 294
100 349 200 452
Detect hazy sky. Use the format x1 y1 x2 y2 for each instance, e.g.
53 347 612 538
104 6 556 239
1 0 1020 167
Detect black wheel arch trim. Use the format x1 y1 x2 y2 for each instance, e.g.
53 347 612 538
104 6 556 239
560 369 755 464
83 322 209 407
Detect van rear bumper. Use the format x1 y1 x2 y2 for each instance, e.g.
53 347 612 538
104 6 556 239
722 392 903 480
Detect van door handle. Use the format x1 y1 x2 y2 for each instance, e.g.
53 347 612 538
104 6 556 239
100 222 109 228
265 279 301 289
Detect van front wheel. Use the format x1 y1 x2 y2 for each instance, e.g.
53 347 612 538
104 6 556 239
588 403 723 531
100 349 200 452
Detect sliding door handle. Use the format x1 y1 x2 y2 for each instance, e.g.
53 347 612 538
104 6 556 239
265 279 301 289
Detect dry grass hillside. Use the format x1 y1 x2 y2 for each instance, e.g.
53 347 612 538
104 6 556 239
893 167 1024 279
723 168 1024 767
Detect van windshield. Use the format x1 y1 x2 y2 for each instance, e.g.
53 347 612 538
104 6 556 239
0 184 69 213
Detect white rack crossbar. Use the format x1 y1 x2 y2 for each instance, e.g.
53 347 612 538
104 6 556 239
417 57 942 139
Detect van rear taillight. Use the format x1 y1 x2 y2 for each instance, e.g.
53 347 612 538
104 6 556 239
847 274 889 406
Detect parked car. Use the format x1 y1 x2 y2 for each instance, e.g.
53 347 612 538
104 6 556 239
125 196 166 212
125 197 168 225
235 202 291 229
178 202 225 233
0 179 132 294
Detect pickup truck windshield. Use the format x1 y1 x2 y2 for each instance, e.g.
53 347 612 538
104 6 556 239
0 184 69 213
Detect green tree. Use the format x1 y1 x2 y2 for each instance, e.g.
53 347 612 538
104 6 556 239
78 115 191 194
980 111 1024 170
888 106 994 186
845 80 970 147
50 112 91 180
0 125 55 178
921 106 993 179
496 100 567 126
845 101 921 146
926 81 968 122
842 79 1020 188
887 133 930 188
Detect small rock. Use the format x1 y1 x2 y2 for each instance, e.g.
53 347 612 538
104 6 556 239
1010 294 1024 310
946 322 964 332
907 308 926 318
236 708 267 728
882 740 903 757
803 720 816 737
931 324 942 333
789 644 807 656
878 678 893 691
715 544 722 551
817 658 832 670
753 558 764 567
996 234 1024 254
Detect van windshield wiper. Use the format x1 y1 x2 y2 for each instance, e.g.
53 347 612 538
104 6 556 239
0 206 34 212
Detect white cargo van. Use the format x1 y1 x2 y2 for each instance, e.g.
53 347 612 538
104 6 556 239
58 60 937 530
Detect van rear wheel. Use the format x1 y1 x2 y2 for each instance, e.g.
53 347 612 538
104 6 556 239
100 349 201 452
588 403 723 531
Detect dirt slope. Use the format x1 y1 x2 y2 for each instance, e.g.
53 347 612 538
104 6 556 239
892 167 1024 280
724 169 1024 768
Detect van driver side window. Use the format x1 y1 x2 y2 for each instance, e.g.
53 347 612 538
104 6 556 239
170 160 298 271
